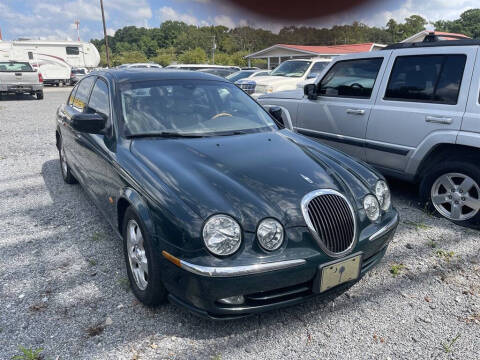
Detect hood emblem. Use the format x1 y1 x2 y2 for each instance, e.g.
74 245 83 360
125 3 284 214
300 174 314 184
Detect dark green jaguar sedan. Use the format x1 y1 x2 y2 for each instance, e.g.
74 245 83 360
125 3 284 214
55 69 399 319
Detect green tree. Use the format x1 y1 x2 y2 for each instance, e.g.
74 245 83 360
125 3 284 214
178 47 208 64
152 47 177 66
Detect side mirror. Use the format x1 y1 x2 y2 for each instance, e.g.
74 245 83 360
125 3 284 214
304 83 318 100
70 113 106 134
268 106 284 126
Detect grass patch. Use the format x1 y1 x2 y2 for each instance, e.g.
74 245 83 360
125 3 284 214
91 232 105 242
442 333 460 353
118 277 130 292
211 355 222 360
435 249 454 261
427 238 437 248
390 263 405 277
403 220 430 231
87 258 97 266
12 346 44 360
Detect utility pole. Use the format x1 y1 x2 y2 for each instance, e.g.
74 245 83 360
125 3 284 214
74 20 80 41
212 35 216 64
99 0 110 68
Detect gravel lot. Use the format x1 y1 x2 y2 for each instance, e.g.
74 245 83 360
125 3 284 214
0 87 479 360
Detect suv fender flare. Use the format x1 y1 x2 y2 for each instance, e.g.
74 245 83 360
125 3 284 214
456 131 480 149
405 130 458 176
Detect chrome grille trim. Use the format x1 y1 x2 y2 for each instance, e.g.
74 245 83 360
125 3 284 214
301 189 357 258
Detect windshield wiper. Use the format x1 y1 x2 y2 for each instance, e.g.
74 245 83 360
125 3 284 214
125 132 208 139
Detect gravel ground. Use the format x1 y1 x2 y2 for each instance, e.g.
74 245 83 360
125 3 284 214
0 88 479 360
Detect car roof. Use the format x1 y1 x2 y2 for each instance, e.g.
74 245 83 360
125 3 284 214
91 69 229 83
383 39 480 50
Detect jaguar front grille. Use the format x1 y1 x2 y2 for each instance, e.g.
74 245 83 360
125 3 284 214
301 190 356 256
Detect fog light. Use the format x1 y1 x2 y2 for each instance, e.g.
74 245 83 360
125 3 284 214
217 295 245 305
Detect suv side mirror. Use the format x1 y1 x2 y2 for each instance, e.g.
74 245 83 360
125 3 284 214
269 106 284 126
304 83 318 100
70 113 106 134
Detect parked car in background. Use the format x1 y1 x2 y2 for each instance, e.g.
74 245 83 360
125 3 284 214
197 67 237 78
226 69 270 83
251 58 331 98
69 67 88 85
55 69 398 319
118 63 163 69
166 64 240 71
0 61 43 99
259 39 480 228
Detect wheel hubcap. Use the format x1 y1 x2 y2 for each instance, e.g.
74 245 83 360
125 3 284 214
60 146 68 175
126 220 148 290
431 172 480 221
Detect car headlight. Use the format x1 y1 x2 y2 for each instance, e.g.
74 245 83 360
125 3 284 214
363 195 380 221
202 215 242 256
257 218 284 251
266 85 274 93
375 180 391 211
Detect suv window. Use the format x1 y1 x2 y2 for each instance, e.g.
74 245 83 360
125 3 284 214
66 46 80 55
86 79 110 126
385 54 466 105
72 77 95 111
318 58 383 98
307 62 328 79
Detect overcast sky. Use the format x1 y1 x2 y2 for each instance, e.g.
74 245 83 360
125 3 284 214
0 0 477 41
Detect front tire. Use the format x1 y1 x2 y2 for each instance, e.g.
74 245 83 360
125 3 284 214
122 207 167 306
420 160 480 228
59 137 77 184
36 90 44 100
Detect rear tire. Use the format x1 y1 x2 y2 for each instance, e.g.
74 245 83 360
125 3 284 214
420 159 480 228
58 137 77 184
122 207 167 306
36 90 44 100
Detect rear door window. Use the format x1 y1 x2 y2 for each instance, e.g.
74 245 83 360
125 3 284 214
385 54 466 105
72 76 95 112
318 58 383 98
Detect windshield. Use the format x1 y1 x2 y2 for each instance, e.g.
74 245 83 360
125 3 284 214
119 79 278 137
270 61 311 78
226 70 254 82
0 62 34 72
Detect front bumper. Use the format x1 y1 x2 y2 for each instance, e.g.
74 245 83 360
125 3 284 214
161 212 399 320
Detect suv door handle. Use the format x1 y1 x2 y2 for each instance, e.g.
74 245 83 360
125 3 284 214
346 109 365 115
425 116 453 124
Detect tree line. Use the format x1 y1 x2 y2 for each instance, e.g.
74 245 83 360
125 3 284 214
90 9 480 67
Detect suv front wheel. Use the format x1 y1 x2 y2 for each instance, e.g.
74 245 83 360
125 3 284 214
420 160 480 228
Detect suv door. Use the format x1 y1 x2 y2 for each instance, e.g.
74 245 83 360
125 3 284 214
296 52 390 160
365 46 475 177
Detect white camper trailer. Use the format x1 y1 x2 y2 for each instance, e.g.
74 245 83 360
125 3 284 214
0 40 100 85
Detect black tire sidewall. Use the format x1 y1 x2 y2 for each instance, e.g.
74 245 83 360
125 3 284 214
122 207 166 306
58 137 77 184
420 160 480 227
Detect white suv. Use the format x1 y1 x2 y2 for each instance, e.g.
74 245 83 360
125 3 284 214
259 38 480 228
251 58 330 98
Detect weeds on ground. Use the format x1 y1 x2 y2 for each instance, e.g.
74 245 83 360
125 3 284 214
91 232 105 242
403 220 430 231
118 277 130 292
435 249 454 261
211 355 222 360
427 238 437 248
390 263 405 277
87 258 97 266
86 323 105 337
442 333 460 353
12 346 44 360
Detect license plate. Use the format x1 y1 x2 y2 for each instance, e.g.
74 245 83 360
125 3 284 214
319 254 362 293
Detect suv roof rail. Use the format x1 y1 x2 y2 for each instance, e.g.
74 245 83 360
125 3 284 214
383 39 480 50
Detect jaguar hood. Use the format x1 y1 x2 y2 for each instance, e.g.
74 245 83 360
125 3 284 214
130 130 379 232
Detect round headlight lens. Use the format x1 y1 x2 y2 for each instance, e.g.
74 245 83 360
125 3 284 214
202 215 241 256
266 85 274 93
257 218 284 251
363 195 380 221
375 180 391 211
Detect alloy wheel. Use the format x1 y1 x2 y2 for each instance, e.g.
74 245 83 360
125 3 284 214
126 219 149 290
431 172 480 221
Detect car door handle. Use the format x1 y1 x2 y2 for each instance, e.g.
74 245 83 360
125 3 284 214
425 116 453 124
346 109 365 115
